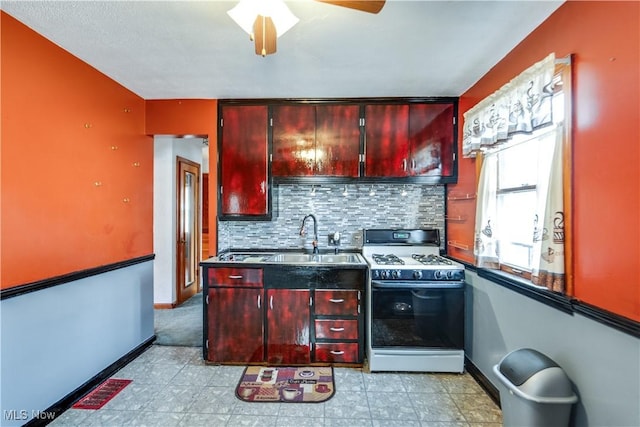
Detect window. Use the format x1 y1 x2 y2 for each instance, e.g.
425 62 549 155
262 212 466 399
470 57 572 294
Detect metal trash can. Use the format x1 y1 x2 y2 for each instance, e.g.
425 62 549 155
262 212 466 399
493 348 578 427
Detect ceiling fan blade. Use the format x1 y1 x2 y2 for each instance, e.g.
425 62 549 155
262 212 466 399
253 15 277 57
314 0 386 14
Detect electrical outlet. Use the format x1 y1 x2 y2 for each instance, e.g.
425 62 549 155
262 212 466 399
328 232 341 246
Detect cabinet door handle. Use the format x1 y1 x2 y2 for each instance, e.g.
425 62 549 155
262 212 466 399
402 159 407 171
330 350 345 355
257 295 261 309
229 275 243 279
270 295 274 310
329 298 345 303
329 327 345 332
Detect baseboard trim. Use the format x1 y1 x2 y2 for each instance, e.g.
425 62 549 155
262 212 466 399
24 336 156 427
154 302 177 309
465 356 501 407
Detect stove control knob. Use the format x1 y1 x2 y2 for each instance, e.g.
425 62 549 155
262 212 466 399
434 270 445 280
413 270 423 280
447 270 456 280
392 270 401 279
380 270 389 280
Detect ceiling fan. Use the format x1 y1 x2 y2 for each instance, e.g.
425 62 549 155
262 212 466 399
228 0 386 57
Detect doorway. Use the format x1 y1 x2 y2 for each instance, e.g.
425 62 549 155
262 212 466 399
176 156 201 306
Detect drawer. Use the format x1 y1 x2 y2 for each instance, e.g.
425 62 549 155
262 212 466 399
315 343 359 363
207 268 263 287
315 319 358 340
314 290 359 315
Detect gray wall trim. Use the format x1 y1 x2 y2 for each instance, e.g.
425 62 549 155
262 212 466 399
1 255 155 301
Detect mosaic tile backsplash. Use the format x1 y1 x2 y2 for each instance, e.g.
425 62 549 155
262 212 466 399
217 183 445 253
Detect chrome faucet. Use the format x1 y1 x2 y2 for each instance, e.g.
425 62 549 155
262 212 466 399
299 214 319 254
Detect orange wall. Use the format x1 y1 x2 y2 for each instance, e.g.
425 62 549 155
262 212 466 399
145 99 218 256
450 1 639 321
1 12 153 288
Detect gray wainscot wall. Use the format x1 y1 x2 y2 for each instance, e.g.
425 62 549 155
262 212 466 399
465 270 640 427
0 261 154 426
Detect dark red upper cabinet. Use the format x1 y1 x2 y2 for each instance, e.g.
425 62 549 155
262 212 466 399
272 105 316 176
364 104 410 177
218 104 271 220
409 103 455 178
365 102 456 181
272 104 361 179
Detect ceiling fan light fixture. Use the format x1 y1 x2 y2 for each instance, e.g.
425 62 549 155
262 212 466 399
227 0 299 38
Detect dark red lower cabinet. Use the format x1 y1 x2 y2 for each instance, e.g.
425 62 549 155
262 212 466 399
207 288 264 363
266 289 311 365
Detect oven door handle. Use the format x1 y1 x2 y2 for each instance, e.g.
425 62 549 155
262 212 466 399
371 281 464 289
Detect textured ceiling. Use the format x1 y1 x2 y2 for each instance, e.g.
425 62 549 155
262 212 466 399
2 0 564 100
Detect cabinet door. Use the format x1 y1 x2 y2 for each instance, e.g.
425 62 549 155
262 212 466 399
266 289 311 364
364 104 410 177
408 103 455 177
315 105 361 177
272 104 361 178
207 288 264 363
219 105 270 217
272 105 315 176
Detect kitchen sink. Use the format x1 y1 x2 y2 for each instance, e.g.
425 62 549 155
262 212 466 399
269 253 362 264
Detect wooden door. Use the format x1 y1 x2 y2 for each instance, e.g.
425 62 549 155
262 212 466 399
207 288 264 363
176 157 200 305
315 105 361 176
266 289 311 364
364 104 410 177
219 105 269 217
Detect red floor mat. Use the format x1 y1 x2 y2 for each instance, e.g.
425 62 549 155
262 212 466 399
72 379 132 410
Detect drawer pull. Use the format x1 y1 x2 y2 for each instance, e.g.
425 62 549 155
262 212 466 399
228 275 244 279
329 327 345 332
257 295 261 309
329 298 345 303
330 350 345 355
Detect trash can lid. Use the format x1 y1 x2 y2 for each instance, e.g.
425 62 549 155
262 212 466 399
499 348 560 386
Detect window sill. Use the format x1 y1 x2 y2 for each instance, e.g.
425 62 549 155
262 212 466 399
476 267 574 314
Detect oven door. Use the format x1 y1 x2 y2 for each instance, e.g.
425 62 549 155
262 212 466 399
370 281 464 349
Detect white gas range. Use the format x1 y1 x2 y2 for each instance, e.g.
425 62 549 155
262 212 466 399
362 229 466 373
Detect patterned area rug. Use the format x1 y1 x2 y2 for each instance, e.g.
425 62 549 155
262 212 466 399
236 366 334 403
72 379 132 410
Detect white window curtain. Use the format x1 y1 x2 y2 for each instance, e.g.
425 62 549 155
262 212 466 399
474 154 499 269
462 53 556 158
531 127 565 292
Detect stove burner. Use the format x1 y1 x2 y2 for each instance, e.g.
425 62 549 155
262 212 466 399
412 254 453 266
372 254 405 265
